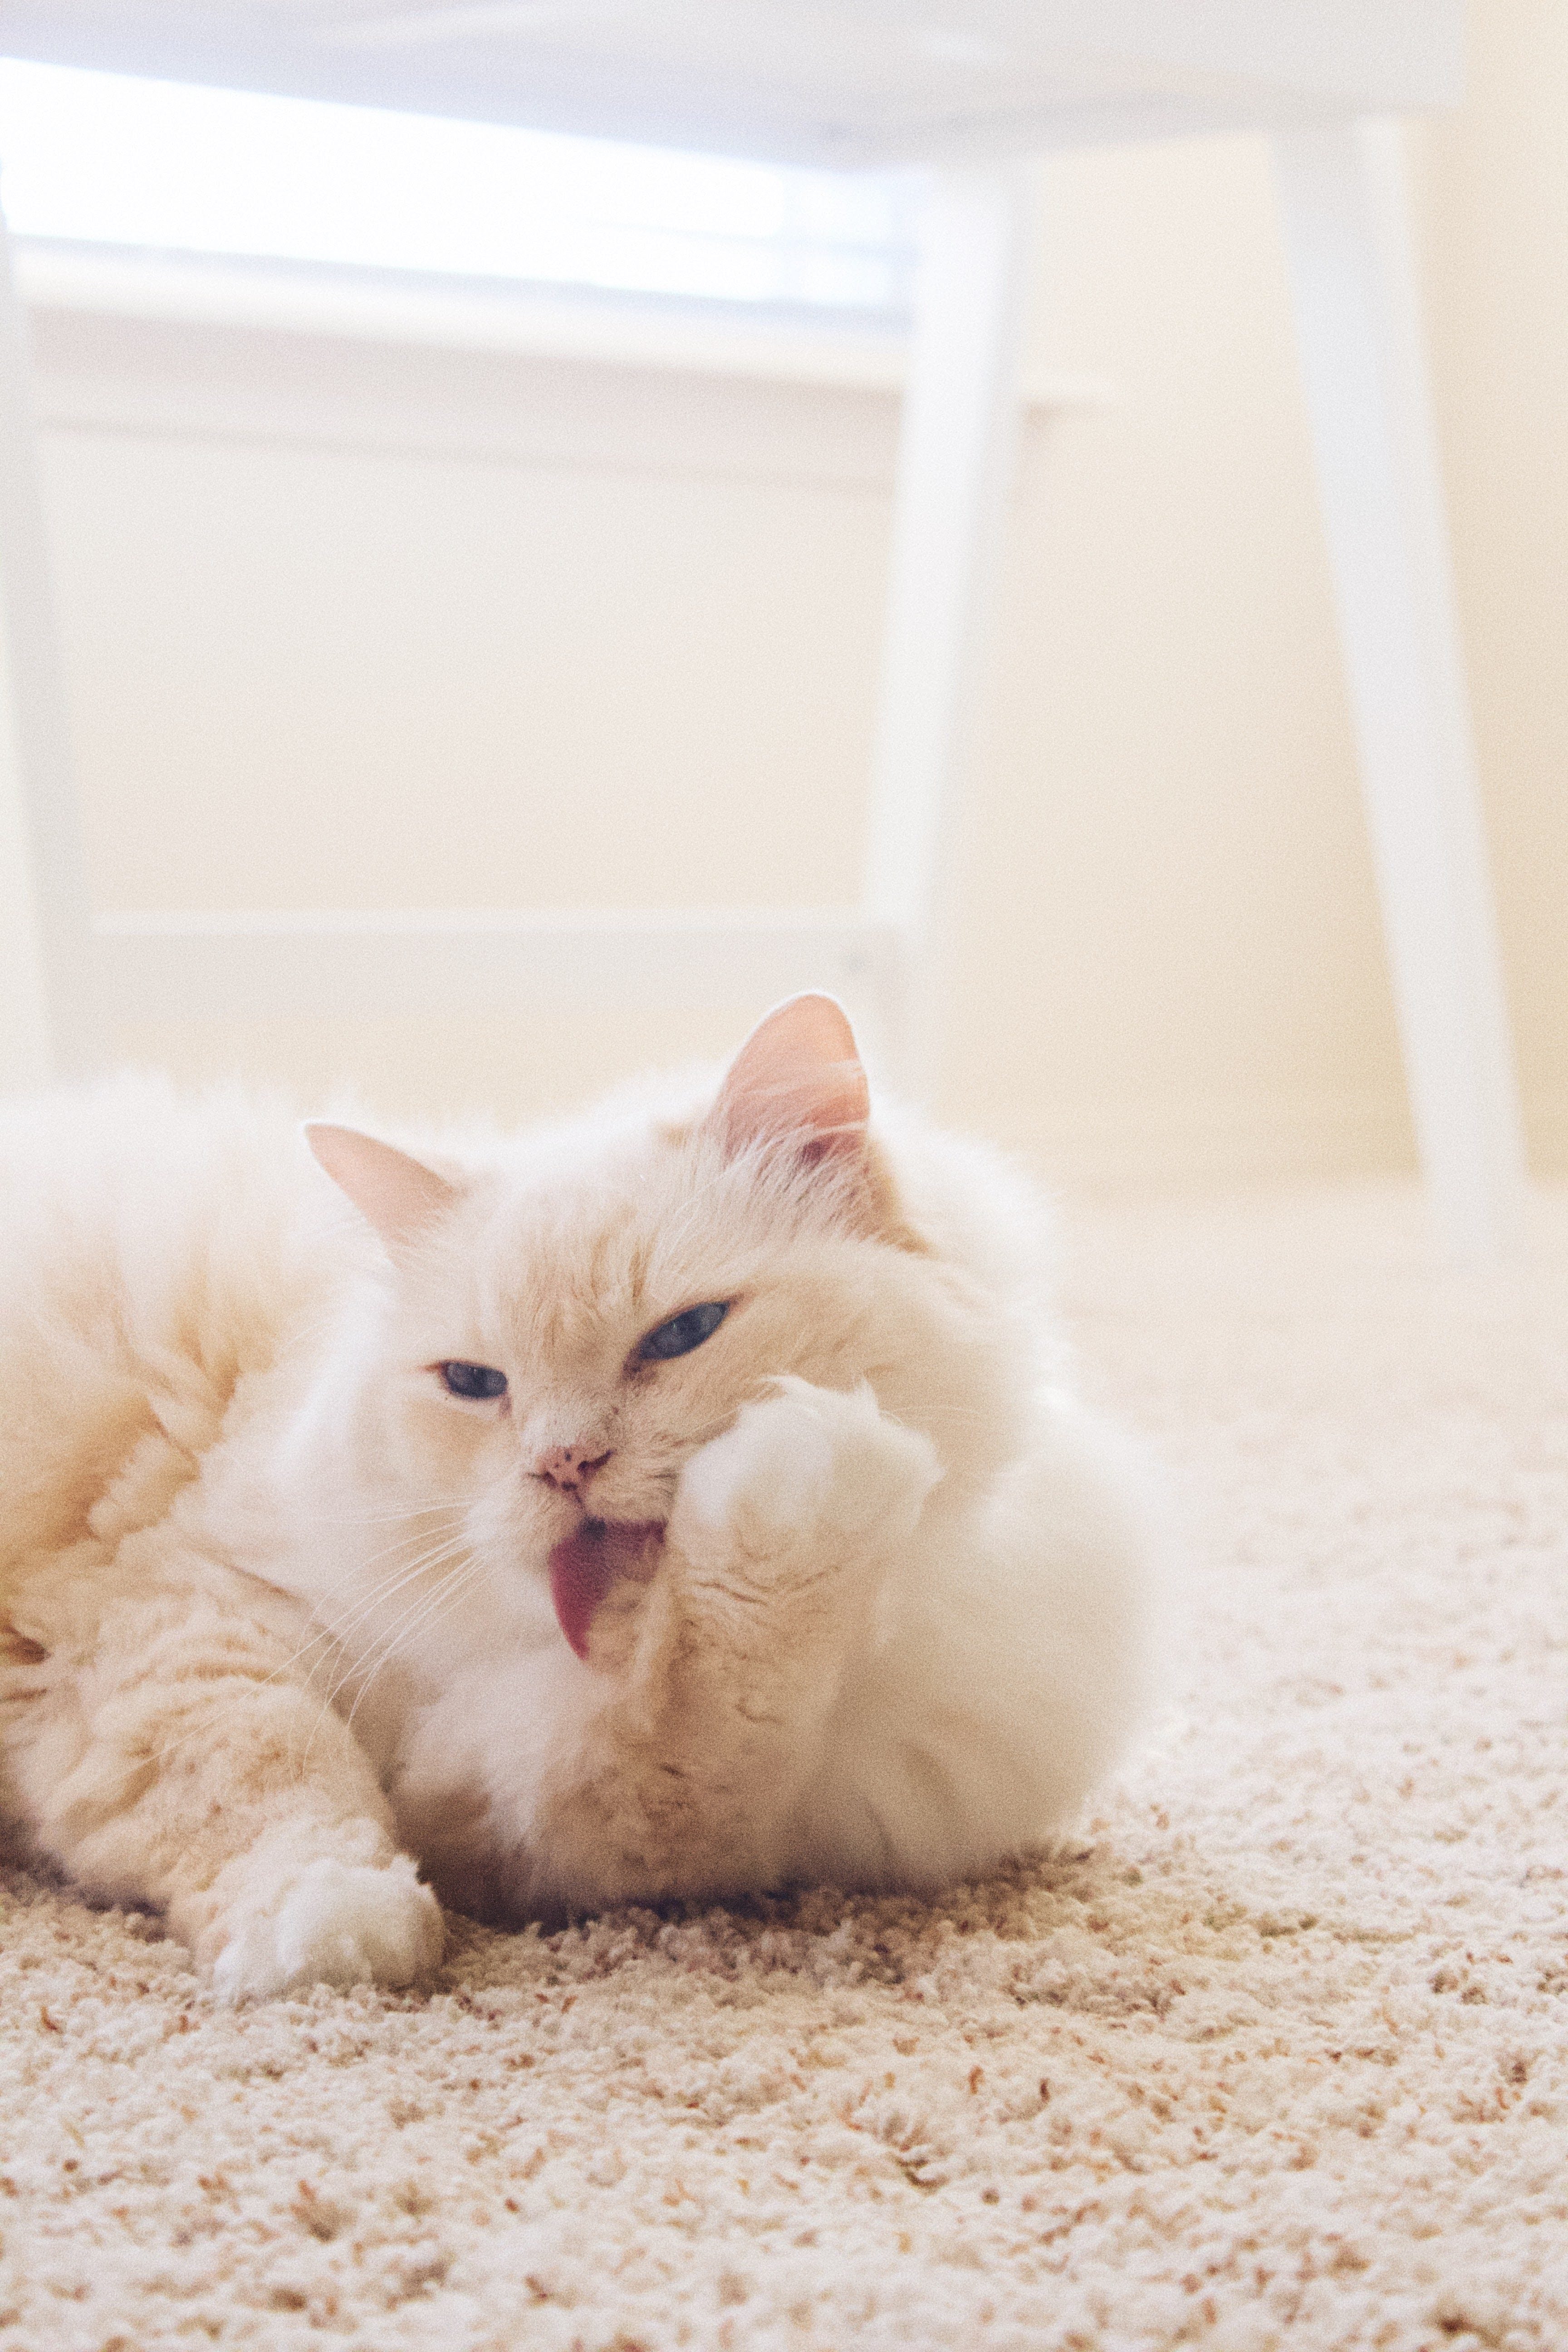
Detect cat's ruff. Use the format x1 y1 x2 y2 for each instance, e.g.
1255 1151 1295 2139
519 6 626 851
0 995 1157 1996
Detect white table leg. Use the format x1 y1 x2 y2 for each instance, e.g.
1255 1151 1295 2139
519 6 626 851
0 198 101 1089
1273 119 1526 1257
863 166 1032 1099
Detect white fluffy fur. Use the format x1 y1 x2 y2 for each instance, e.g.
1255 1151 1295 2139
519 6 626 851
0 1001 1157 1997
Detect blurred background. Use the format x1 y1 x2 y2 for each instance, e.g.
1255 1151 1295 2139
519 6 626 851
2 0 1562 1188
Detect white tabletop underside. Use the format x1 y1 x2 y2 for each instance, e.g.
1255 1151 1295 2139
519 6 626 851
0 2 1462 163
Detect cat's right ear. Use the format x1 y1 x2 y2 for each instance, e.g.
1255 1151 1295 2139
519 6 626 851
305 1123 463 1254
706 993 870 1166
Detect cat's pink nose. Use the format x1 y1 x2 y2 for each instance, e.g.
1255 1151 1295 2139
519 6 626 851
534 1443 613 1496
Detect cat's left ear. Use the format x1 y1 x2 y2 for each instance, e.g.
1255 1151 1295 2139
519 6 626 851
707 993 870 1167
305 1123 464 1254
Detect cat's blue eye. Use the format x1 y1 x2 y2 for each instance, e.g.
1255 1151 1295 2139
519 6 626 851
438 1360 508 1401
637 1301 730 1362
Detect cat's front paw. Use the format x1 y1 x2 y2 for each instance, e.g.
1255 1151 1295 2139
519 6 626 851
676 1378 941 1570
211 1853 444 2003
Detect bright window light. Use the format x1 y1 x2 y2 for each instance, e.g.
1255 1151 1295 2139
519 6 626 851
0 58 916 314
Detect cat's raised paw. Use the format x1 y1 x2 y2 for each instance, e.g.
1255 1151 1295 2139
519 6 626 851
676 1377 941 1566
211 1853 444 2003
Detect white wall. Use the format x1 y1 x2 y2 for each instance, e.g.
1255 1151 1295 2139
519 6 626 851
1413 0 1568 1176
956 135 1410 1182
20 4 1565 1183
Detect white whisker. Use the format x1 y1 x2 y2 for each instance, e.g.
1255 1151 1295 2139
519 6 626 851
332 1555 490 1746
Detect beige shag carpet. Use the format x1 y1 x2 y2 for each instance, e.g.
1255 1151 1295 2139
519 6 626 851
3 1184 1566 2352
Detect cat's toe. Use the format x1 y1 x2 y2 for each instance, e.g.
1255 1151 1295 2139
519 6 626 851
678 1377 941 1557
211 1854 445 2002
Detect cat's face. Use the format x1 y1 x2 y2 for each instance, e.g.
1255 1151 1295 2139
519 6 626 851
312 997 1022 1646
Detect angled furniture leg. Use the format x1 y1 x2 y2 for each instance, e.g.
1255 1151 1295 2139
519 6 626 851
0 198 101 1086
863 165 1033 1098
1273 119 1527 1257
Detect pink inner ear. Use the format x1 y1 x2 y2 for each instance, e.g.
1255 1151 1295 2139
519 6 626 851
710 993 870 1161
305 1122 461 1251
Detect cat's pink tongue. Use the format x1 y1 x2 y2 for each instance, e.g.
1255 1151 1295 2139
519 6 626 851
548 1519 662 1660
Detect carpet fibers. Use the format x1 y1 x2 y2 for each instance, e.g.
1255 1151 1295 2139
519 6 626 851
2 1185 1565 2351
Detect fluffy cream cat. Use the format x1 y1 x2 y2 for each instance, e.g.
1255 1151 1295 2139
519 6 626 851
0 995 1156 1999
